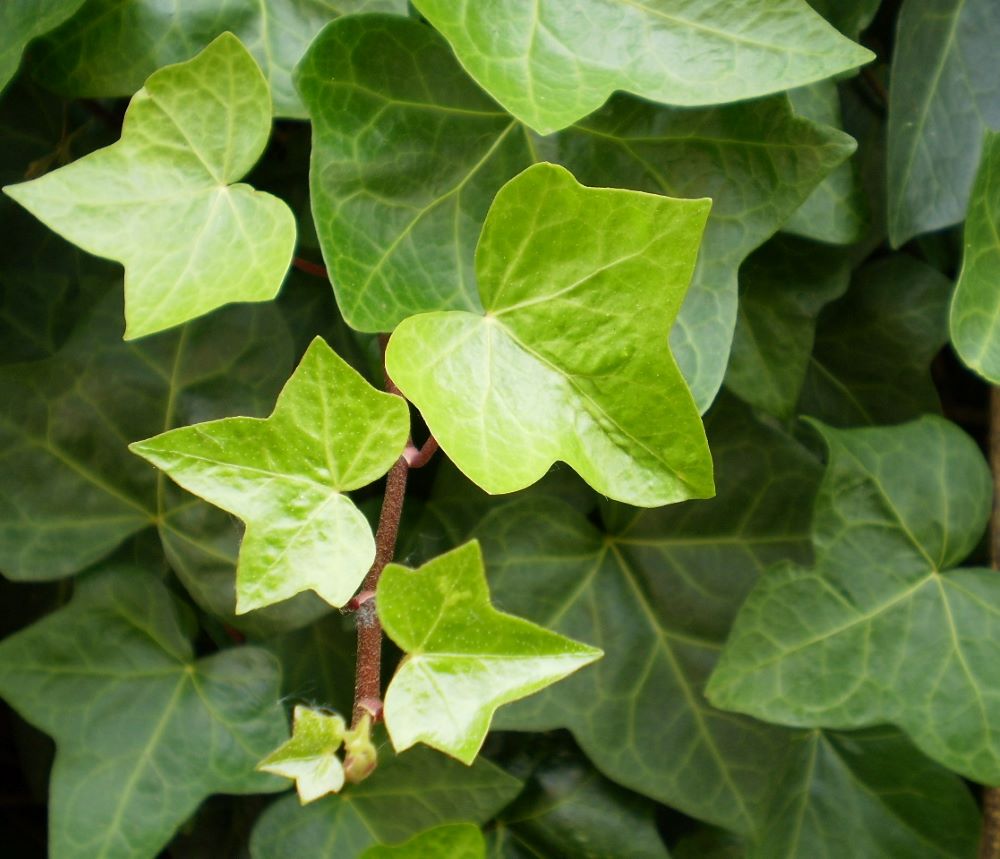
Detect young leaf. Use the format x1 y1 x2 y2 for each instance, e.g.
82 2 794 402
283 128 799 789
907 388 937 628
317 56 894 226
130 337 410 613
33 0 408 117
250 747 521 858
0 567 288 859
0 0 85 93
951 130 1000 382
379 541 602 764
385 162 713 506
362 824 485 859
3 33 295 339
258 706 348 803
411 0 873 134
706 416 1000 785
887 0 1000 246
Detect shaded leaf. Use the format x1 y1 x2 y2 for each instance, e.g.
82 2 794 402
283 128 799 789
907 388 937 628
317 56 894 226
707 417 1000 784
131 337 410 612
887 0 1000 246
412 0 872 134
0 567 287 859
386 162 713 506
364 824 485 859
4 34 295 338
379 541 601 764
249 747 521 858
259 706 348 803
0 0 85 93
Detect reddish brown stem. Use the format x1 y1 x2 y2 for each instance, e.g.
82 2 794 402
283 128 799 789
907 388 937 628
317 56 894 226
404 435 439 469
292 256 328 278
982 388 1000 859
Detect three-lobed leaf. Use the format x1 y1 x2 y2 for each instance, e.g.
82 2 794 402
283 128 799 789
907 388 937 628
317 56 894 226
4 33 295 339
258 705 348 803
131 337 410 613
379 541 602 764
386 162 713 506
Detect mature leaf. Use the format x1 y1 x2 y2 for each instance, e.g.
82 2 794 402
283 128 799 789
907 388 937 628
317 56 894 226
363 824 485 859
259 706 348 803
799 255 950 425
301 16 855 408
725 237 850 418
479 397 821 832
249 747 521 858
131 337 410 613
34 0 407 117
0 567 287 859
4 34 295 339
386 162 713 506
0 0 85 93
706 417 1000 785
411 0 873 134
951 130 1000 382
887 0 1000 246
379 541 601 764
749 728 979 858
806 0 882 38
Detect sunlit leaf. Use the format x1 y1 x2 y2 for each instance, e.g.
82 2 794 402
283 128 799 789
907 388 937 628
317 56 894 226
258 705 348 803
362 824 484 859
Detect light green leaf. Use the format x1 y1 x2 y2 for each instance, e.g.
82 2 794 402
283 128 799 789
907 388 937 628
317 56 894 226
951 130 1000 382
0 566 287 859
34 0 407 117
749 728 979 858
363 824 485 859
249 747 521 859
259 705 348 803
799 254 950 426
887 0 1000 246
0 0 85 93
379 541 601 764
386 162 713 506
480 397 822 833
4 33 295 339
411 0 873 135
725 237 850 418
706 416 1000 785
131 337 409 613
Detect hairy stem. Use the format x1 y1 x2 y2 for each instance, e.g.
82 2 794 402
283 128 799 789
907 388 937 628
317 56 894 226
982 387 1000 859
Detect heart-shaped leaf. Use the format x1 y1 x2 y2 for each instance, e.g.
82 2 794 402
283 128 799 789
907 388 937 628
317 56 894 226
0 566 288 859
385 162 713 506
379 541 602 764
131 337 410 613
706 416 1000 784
411 0 873 134
258 706 348 803
4 33 295 339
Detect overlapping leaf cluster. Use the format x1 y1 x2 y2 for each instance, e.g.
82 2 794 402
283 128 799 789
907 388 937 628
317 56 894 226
1 1 999 857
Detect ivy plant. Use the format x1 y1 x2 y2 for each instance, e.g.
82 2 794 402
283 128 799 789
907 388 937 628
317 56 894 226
3 2 1000 857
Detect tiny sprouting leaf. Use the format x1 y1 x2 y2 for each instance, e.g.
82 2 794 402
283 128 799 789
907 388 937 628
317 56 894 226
258 705 348 803
130 337 410 613
378 541 602 764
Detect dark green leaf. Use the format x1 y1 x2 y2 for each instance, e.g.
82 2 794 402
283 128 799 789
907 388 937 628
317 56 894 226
363 824 485 859
0 0 85 93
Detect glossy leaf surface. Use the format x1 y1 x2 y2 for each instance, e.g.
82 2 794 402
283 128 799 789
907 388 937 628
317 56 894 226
0 567 287 859
131 337 410 612
386 162 713 505
412 0 872 134
379 541 601 764
4 34 295 338
258 705 348 803
707 417 1000 784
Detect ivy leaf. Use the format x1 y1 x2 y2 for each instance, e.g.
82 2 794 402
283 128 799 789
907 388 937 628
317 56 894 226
706 416 1000 785
379 541 602 764
411 0 873 135
386 162 713 506
0 0 85 93
887 0 1000 246
362 824 485 859
0 566 288 859
950 130 1000 382
3 33 295 339
479 397 822 833
249 747 521 858
799 254 950 426
131 337 410 613
34 0 407 117
258 706 348 803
